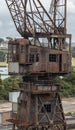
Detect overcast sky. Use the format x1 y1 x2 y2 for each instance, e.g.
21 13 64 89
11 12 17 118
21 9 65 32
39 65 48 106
0 0 75 45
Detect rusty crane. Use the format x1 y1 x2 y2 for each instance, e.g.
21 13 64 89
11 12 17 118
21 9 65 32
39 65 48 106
5 0 71 130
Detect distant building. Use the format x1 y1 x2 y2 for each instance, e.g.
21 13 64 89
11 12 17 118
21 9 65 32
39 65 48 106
0 102 12 125
0 62 9 79
0 41 8 49
0 40 9 79
0 92 20 126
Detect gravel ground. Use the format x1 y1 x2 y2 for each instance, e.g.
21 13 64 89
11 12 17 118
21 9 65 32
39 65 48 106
0 98 75 130
0 125 12 130
62 97 75 114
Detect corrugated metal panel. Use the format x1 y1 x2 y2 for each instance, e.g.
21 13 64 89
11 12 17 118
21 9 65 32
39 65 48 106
9 92 20 103
8 62 19 74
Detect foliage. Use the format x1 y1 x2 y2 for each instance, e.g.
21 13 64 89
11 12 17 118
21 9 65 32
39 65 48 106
55 67 75 97
72 47 75 57
0 51 6 62
0 67 75 100
0 38 4 43
0 38 7 62
0 76 22 100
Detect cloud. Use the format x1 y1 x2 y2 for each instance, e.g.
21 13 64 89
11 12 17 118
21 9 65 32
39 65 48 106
67 1 75 14
0 0 20 38
0 21 3 27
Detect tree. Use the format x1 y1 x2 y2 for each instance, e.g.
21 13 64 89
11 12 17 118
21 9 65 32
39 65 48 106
55 67 75 97
72 47 75 57
0 38 4 43
0 75 22 100
0 51 6 62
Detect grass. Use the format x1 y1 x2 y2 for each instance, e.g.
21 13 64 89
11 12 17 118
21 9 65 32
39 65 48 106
0 62 8 66
72 57 75 66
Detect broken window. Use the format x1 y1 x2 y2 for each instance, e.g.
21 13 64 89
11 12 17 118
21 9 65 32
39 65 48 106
36 54 39 62
13 44 17 54
29 53 39 62
8 44 12 53
29 54 34 62
21 45 25 53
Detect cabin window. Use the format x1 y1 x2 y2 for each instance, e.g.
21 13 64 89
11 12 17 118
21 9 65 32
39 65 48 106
29 53 39 62
49 54 57 62
13 45 17 54
29 54 34 62
8 44 12 53
8 54 12 62
36 54 39 62
41 103 51 113
21 45 25 53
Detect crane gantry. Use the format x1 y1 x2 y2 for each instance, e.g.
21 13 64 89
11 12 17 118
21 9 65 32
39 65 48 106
5 0 66 37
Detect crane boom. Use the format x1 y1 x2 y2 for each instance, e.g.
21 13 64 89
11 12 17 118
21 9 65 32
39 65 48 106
50 0 67 34
5 0 61 39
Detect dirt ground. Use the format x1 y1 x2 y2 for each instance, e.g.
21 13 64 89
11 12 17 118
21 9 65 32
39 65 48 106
62 97 75 114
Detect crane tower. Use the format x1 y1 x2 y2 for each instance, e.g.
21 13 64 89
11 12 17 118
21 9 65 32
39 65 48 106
5 0 71 130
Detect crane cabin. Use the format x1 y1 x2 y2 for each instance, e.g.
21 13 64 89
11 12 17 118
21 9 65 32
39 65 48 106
8 36 71 75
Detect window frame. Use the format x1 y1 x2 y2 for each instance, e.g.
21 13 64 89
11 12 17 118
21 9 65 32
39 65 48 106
49 54 57 62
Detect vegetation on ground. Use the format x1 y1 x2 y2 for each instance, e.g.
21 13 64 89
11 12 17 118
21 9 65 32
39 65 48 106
72 46 75 58
0 76 22 100
0 67 75 100
0 51 6 62
55 67 75 97
72 57 75 66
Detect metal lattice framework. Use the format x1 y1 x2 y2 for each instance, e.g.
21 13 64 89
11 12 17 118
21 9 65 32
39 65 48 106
50 0 67 34
5 0 67 38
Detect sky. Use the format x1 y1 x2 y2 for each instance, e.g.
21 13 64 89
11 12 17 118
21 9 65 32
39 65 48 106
0 0 75 45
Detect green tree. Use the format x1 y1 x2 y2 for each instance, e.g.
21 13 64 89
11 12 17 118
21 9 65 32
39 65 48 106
55 67 75 97
0 76 22 100
0 38 4 43
72 47 75 57
0 51 6 62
